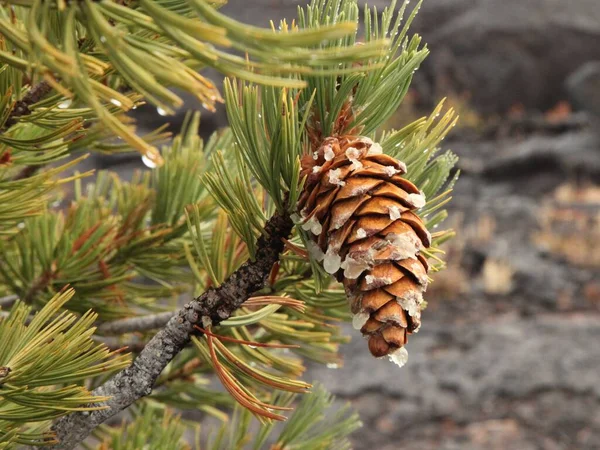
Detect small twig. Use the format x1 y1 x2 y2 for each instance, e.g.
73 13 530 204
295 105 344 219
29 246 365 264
3 81 56 182
96 311 176 336
22 271 53 304
0 294 18 308
45 209 294 450
12 164 41 181
3 81 52 130
101 339 148 354
154 358 203 387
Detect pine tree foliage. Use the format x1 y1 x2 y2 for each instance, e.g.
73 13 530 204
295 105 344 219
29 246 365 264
0 0 385 164
94 384 360 450
0 0 459 448
93 405 190 450
0 288 129 447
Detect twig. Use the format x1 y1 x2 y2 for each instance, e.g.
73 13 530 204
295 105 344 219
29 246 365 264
3 81 53 181
3 81 52 130
12 164 41 181
45 209 294 450
96 311 176 335
100 338 149 354
0 294 18 308
22 271 53 304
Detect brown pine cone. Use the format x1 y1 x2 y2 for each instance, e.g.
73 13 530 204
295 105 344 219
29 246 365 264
297 135 431 367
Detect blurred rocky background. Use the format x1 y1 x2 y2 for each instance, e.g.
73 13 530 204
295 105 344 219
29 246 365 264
103 0 600 448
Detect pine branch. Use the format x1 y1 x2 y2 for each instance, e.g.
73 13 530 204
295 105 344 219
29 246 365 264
45 209 294 450
96 311 176 335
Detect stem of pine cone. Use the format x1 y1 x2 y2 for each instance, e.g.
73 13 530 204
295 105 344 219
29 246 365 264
43 209 294 450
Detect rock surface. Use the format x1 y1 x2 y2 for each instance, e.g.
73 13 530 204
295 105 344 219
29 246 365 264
396 0 600 113
567 61 600 119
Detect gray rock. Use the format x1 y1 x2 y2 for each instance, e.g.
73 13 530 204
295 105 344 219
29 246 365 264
567 61 600 118
378 0 600 114
307 315 600 449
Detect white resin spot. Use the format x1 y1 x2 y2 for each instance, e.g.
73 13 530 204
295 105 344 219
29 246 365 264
388 205 402 220
352 311 370 330
324 146 335 161
345 147 362 160
425 229 432 245
367 142 383 155
356 228 367 239
301 216 322 235
323 247 342 274
388 347 409 368
328 168 346 186
398 161 408 173
365 274 375 285
359 137 374 145
350 159 363 170
397 291 424 319
407 193 426 209
306 240 325 262
388 232 421 260
312 151 319 160
340 256 370 279
331 211 351 230
312 165 322 174
384 166 398 177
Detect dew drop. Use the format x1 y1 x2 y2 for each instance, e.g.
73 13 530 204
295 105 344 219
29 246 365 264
110 98 122 107
141 154 157 169
58 99 72 109
156 107 168 116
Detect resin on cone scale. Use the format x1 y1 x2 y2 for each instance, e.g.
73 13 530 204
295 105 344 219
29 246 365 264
298 135 431 367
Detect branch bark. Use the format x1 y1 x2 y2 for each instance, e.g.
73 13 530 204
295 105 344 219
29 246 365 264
45 209 294 450
3 81 52 130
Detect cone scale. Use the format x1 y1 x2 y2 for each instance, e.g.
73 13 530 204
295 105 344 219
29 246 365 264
298 135 431 367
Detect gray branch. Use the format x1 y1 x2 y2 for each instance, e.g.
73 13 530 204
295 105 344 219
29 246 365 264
0 294 18 308
96 311 176 335
44 210 294 450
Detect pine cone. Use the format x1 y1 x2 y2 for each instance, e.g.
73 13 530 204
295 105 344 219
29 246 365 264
298 135 431 367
